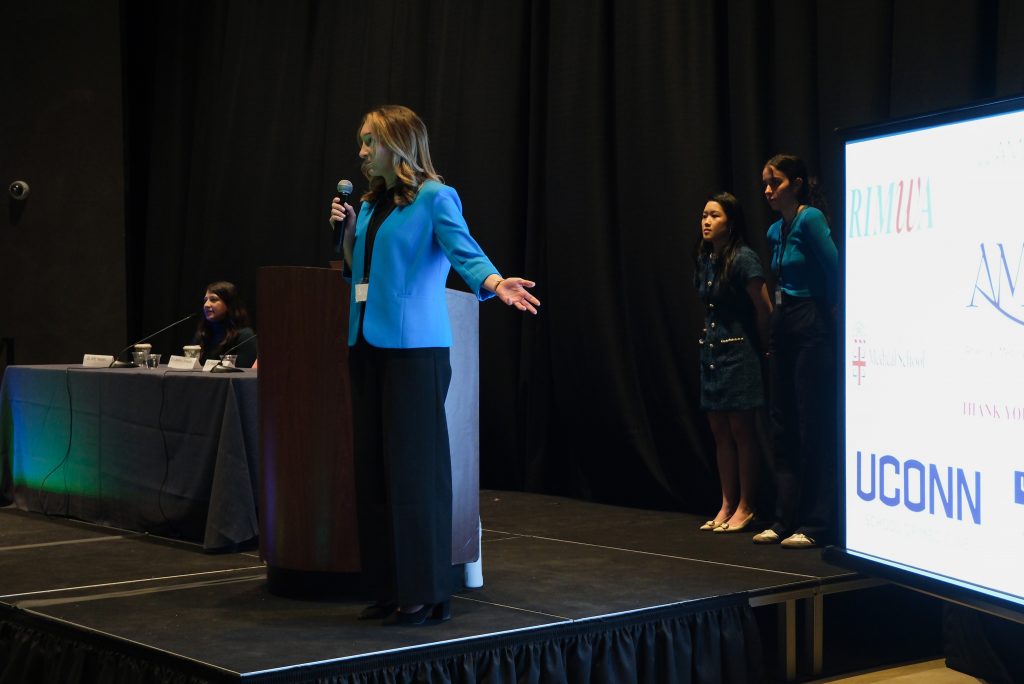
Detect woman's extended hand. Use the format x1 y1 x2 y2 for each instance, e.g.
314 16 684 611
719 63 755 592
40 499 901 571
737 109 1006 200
496 278 541 314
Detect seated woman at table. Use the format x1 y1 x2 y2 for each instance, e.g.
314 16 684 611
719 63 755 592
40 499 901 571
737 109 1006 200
192 281 258 367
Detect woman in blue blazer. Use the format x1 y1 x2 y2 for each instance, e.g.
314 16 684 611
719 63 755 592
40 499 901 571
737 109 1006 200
329 105 539 625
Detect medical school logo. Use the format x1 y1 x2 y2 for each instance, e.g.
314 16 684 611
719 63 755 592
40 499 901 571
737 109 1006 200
968 242 1024 326
850 337 867 386
847 177 933 239
854 450 981 525
847 330 925 388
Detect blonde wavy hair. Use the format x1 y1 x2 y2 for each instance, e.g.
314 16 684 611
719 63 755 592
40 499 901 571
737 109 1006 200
358 105 443 207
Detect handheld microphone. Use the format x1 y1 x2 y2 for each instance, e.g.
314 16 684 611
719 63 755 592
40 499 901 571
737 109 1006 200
109 312 200 368
209 333 258 373
332 179 354 251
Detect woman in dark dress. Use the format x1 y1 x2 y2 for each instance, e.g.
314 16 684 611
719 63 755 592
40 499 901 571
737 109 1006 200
192 281 258 368
694 192 772 533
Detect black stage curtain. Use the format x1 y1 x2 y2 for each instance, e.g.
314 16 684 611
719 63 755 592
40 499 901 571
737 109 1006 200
0 615 211 684
327 600 762 684
0 597 761 684
121 1 1024 512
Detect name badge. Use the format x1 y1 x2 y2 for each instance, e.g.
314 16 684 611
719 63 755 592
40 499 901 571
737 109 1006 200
355 282 369 303
774 287 782 306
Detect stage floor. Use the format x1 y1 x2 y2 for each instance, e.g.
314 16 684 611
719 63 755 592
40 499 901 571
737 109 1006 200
0 491 934 682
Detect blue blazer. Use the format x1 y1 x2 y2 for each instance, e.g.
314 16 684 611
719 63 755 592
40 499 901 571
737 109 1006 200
346 180 498 348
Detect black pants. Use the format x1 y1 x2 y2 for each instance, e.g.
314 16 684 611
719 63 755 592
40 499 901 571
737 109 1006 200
349 342 461 606
767 297 837 541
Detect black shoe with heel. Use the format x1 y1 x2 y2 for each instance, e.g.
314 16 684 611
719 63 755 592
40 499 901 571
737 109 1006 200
430 600 451 622
384 599 452 626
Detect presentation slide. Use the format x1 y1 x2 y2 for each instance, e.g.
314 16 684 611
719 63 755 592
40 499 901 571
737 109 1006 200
843 103 1024 609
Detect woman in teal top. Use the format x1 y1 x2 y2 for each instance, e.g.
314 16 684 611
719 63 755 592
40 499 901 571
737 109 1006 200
753 154 838 549
329 105 539 626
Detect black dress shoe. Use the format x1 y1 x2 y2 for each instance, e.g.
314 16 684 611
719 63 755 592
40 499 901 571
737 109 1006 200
384 600 451 626
358 602 397 620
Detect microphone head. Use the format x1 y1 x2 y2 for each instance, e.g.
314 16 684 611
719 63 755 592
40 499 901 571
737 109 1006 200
337 179 353 198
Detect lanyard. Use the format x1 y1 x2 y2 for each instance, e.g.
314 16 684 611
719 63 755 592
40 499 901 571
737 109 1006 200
774 205 806 279
773 220 790 280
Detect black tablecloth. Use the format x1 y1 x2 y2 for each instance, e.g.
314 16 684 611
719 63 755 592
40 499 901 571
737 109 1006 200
0 365 259 550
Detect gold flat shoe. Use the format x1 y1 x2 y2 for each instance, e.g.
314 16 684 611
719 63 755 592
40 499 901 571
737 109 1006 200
700 518 725 531
714 511 755 533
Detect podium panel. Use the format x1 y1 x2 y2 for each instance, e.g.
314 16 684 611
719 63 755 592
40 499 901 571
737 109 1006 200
258 266 358 576
445 289 480 565
258 266 479 592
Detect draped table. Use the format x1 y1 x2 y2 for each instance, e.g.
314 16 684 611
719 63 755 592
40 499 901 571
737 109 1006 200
0 364 259 550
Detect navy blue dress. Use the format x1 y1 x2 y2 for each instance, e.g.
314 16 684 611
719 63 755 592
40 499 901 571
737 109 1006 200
695 246 766 411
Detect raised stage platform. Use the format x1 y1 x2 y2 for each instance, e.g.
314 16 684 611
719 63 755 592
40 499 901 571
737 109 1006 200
0 491 942 683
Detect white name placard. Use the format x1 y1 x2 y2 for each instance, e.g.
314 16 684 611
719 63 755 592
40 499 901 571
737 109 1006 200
82 354 114 367
167 355 201 370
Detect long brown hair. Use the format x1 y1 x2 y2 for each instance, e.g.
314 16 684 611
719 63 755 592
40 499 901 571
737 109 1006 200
358 105 442 207
195 281 250 357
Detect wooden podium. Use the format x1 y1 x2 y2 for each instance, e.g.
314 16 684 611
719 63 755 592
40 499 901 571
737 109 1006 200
257 266 480 596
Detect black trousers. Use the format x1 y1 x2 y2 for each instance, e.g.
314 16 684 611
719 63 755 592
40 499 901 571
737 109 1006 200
349 342 461 606
767 297 837 541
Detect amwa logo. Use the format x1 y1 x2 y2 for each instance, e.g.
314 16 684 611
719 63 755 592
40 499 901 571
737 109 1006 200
968 243 1024 326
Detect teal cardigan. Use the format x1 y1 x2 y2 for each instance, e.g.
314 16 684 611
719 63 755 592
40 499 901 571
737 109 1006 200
346 180 498 348
767 206 838 305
